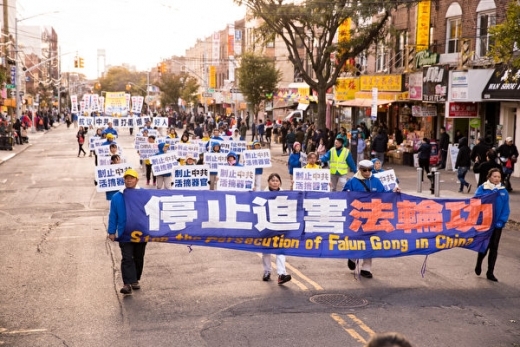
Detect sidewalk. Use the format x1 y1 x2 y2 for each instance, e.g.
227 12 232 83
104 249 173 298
0 128 49 165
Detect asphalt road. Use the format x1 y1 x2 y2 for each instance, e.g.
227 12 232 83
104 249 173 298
0 124 519 347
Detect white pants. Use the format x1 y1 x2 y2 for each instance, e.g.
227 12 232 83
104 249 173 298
262 254 287 275
156 176 172 189
255 174 262 191
330 174 347 192
354 258 372 272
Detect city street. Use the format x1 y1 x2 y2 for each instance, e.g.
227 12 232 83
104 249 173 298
0 124 519 347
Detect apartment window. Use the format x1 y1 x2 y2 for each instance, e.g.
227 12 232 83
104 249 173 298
394 31 407 68
446 3 463 54
266 39 275 48
376 42 387 72
476 0 497 57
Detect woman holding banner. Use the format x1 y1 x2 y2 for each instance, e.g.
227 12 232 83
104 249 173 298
474 168 510 282
261 173 292 285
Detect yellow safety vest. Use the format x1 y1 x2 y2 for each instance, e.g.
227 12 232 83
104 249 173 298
329 147 349 175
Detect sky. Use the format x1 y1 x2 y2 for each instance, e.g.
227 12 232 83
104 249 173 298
14 0 247 79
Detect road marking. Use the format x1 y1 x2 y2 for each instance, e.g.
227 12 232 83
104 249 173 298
331 313 367 344
347 313 376 336
0 328 47 334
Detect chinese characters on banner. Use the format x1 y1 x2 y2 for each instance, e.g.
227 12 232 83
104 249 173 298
172 165 211 190
292 169 331 192
94 163 133 192
241 149 272 168
216 166 255 191
150 153 180 176
123 190 497 259
373 170 399 191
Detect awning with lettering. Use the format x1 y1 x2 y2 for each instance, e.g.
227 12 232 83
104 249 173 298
482 66 520 101
337 98 391 107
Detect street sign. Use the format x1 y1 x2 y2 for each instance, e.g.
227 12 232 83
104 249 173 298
6 84 15 89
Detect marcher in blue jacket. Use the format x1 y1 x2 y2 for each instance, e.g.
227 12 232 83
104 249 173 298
474 168 510 282
288 142 302 180
343 160 398 278
108 169 147 295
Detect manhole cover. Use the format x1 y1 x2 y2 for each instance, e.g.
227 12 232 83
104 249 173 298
310 294 368 308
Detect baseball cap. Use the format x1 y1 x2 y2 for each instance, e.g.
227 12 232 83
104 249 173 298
123 169 139 179
106 133 115 139
506 137 513 143
359 160 374 169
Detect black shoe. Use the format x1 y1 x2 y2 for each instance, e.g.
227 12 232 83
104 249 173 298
467 184 472 193
120 284 132 294
348 259 356 270
486 273 498 282
278 274 292 285
360 270 373 278
262 272 270 281
475 264 482 276
131 282 140 290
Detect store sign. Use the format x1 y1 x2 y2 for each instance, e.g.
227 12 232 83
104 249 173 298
447 102 478 118
416 0 431 51
334 77 359 101
411 105 437 117
451 71 469 100
482 66 520 100
360 74 404 92
408 72 423 101
415 51 439 68
422 65 449 102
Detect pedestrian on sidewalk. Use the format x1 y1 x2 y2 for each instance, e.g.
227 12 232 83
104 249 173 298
474 168 510 282
417 138 431 182
108 169 147 295
455 137 472 193
439 126 449 169
76 126 88 157
261 173 292 285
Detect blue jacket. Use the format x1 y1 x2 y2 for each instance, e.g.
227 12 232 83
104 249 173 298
474 182 510 228
320 147 357 174
288 151 302 175
102 127 118 137
108 190 127 239
343 174 386 192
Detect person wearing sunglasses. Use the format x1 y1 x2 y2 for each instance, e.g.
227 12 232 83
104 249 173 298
343 160 398 279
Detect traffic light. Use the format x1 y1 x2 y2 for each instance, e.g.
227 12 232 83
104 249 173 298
159 62 167 74
74 58 78 68
79 57 84 68
460 39 472 69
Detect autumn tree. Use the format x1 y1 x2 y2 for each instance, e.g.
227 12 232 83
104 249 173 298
98 66 144 93
234 0 406 130
156 72 200 112
488 1 520 69
237 52 281 120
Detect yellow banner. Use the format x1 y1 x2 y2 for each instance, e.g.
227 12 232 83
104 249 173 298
209 66 216 89
334 77 359 101
360 75 403 92
355 91 407 101
416 0 431 51
105 92 128 116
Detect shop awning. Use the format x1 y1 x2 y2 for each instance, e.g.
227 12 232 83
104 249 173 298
337 99 392 107
297 103 310 110
288 82 310 89
482 66 520 101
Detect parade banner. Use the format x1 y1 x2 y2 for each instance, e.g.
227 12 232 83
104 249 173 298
89 138 104 151
71 95 79 114
216 166 255 191
150 152 180 176
241 149 272 168
204 152 229 173
95 163 133 192
152 117 169 128
373 169 399 191
105 92 128 116
138 143 158 159
122 190 497 259
79 116 137 128
175 143 200 159
98 155 128 166
172 165 211 190
96 144 122 156
292 168 331 192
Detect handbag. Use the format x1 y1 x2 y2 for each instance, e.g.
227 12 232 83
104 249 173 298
78 136 85 144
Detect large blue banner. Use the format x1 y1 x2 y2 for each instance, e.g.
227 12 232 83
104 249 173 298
122 190 497 259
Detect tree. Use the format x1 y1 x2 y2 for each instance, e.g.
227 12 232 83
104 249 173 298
234 0 404 130
237 52 281 120
488 1 520 69
156 72 200 112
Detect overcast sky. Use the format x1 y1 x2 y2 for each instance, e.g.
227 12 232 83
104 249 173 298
13 0 246 79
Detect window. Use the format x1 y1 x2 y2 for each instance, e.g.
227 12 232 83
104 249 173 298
376 42 387 72
447 18 462 53
394 31 407 68
476 0 497 57
445 2 463 54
